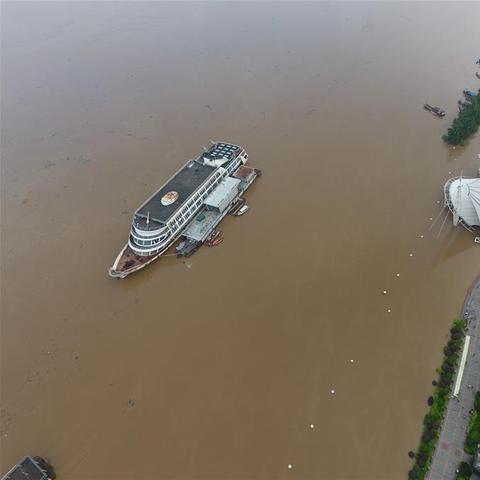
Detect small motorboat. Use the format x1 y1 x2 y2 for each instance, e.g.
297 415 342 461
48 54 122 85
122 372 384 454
229 197 245 215
424 103 446 117
463 89 478 99
235 205 250 216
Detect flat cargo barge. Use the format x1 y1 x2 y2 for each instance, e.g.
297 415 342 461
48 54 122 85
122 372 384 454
109 142 259 278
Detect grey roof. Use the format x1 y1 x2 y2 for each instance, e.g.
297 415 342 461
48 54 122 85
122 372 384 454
183 209 223 242
204 177 240 209
137 160 215 223
2 457 48 480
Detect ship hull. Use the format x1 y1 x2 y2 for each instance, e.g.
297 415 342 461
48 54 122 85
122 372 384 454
109 240 174 278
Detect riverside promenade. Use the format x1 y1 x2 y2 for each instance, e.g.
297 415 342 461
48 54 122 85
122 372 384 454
427 274 480 480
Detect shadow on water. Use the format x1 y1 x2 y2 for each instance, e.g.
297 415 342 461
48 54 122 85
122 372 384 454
432 225 478 265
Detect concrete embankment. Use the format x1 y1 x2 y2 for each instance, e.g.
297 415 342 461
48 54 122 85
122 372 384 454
427 274 480 480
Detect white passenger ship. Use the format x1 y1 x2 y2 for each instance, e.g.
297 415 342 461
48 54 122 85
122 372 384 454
109 142 258 278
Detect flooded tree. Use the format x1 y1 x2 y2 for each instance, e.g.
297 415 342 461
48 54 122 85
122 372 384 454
443 90 480 145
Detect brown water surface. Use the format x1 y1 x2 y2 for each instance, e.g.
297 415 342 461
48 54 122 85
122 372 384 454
1 2 480 479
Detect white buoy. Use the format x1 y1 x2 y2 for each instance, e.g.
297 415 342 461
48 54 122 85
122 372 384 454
409 253 414 257
429 217 433 221
310 424 315 429
420 234 424 239
288 464 293 470
382 290 387 295
396 273 400 277
387 308 392 313
350 359 354 363
330 389 335 394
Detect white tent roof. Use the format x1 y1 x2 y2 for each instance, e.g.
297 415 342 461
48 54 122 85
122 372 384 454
448 177 480 227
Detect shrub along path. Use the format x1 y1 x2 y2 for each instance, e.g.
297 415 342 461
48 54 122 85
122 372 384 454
427 275 480 480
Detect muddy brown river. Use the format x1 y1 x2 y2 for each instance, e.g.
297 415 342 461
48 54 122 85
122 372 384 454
1 2 480 478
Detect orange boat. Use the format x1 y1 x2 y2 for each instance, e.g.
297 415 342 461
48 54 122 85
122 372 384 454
205 230 223 247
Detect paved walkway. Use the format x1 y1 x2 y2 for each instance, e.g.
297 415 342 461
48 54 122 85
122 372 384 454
428 274 480 480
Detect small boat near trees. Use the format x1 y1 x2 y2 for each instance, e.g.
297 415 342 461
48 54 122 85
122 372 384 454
463 89 478 100
424 103 446 117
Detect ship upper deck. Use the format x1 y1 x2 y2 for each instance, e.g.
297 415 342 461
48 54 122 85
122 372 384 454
135 143 242 226
136 160 215 224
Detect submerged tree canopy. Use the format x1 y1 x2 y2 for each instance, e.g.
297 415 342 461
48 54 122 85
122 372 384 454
443 90 480 145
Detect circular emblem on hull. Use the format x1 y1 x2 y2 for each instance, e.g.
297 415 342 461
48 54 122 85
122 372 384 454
161 191 179 206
